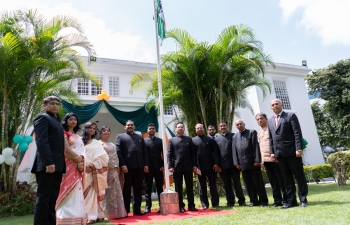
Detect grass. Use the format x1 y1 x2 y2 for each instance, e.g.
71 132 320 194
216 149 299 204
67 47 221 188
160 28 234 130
2 182 350 225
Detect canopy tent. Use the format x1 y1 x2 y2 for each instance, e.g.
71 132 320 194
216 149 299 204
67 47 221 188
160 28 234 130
61 100 159 132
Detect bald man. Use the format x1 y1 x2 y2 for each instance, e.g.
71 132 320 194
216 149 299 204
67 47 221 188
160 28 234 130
268 99 308 209
232 119 268 207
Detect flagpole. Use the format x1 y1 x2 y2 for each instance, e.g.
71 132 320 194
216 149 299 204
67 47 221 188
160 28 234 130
153 0 170 191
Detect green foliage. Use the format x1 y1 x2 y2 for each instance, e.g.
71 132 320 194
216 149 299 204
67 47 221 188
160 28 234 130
328 151 350 186
130 25 273 135
0 9 96 193
311 101 346 148
306 59 350 147
0 182 36 217
303 164 334 183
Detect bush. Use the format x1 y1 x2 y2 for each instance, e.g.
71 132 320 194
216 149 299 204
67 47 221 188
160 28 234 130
328 151 350 186
303 164 335 184
0 182 36 217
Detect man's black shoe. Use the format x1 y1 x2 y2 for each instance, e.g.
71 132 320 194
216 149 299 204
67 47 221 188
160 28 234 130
281 204 298 209
239 203 248 206
188 207 198 211
157 210 161 214
300 202 308 207
144 208 151 213
180 207 186 213
133 211 145 216
269 203 283 208
202 206 208 210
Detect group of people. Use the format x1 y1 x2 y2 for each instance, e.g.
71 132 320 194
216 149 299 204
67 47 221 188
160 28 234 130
167 98 308 211
31 96 308 225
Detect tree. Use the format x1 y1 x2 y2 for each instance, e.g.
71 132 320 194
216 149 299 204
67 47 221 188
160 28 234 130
130 25 273 135
306 58 350 142
310 101 349 149
0 9 96 192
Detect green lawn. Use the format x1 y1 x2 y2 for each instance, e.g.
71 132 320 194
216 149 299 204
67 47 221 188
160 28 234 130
3 182 350 225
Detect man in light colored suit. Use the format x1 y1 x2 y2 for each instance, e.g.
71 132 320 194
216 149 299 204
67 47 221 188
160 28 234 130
268 99 308 209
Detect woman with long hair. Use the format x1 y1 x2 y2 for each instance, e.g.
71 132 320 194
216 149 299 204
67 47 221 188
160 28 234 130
99 126 127 219
82 122 109 224
56 113 87 224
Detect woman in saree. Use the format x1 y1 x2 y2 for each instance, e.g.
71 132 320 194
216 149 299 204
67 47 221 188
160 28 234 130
99 126 127 219
56 113 87 224
82 122 109 224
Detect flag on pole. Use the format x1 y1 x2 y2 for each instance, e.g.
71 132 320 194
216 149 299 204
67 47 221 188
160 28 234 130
156 0 166 41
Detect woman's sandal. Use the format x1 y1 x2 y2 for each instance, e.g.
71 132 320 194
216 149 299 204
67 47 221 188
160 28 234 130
97 218 106 222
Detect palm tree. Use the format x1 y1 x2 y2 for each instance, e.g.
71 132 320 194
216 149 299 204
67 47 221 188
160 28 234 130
0 9 97 191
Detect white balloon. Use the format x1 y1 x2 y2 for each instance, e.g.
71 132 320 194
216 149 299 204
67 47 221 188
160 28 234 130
0 155 4 164
5 156 16 165
2 147 13 157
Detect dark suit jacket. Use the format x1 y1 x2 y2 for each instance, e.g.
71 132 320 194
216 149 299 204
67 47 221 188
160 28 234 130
167 135 197 172
192 135 219 171
268 111 303 158
31 112 65 173
232 129 261 171
214 132 235 170
116 132 149 169
144 136 164 171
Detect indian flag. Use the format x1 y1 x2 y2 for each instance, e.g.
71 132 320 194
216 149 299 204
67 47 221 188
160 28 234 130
156 0 166 40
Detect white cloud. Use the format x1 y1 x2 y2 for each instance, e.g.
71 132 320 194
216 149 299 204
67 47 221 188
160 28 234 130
0 1 156 62
279 0 350 46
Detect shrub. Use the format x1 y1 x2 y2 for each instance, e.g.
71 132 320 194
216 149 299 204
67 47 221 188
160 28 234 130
0 182 36 217
303 164 334 184
328 151 350 186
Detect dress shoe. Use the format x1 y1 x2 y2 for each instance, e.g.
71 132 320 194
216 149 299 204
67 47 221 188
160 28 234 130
239 203 248 206
226 203 235 207
133 211 145 216
180 207 186 213
144 208 151 213
202 206 208 210
281 204 298 209
260 205 267 207
269 203 283 208
212 205 221 208
188 207 198 211
157 210 161 214
248 203 259 207
300 202 308 207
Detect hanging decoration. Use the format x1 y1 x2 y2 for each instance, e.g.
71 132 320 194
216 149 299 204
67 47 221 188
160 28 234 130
97 89 110 101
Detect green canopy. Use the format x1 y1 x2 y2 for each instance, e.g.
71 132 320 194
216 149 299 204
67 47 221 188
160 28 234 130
61 100 159 132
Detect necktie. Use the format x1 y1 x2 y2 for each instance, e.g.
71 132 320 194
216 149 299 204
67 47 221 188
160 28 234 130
275 115 279 127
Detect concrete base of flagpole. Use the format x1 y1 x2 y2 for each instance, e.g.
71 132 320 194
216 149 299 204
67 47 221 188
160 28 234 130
160 189 179 215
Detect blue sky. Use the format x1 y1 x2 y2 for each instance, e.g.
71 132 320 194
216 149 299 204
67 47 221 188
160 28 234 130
2 0 350 70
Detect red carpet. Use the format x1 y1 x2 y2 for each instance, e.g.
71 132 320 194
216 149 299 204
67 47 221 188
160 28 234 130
109 209 237 225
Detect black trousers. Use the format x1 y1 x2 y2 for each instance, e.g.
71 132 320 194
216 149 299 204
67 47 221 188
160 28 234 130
277 156 308 206
34 171 63 225
264 161 286 204
220 167 246 205
123 167 144 213
197 169 219 207
173 171 195 208
242 168 268 206
144 168 164 209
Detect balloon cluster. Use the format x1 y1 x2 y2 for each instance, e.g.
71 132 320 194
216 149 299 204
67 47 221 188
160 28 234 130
0 134 33 166
97 89 110 101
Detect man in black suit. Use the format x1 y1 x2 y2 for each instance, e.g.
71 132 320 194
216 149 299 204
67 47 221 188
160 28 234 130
214 120 246 207
168 122 198 212
192 123 220 209
144 123 164 214
116 120 149 215
268 99 308 209
32 96 65 225
232 119 268 207
207 125 217 139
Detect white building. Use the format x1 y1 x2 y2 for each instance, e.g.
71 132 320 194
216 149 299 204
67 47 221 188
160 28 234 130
17 57 324 182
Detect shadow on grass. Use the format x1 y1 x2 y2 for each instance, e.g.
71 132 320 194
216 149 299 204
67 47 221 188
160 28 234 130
309 200 350 206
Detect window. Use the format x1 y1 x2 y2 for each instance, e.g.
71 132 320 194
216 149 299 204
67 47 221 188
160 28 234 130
77 79 89 95
76 76 103 96
164 106 174 115
91 77 103 95
109 76 119 97
273 80 291 110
